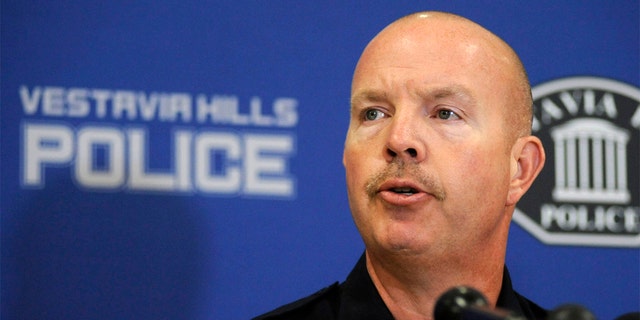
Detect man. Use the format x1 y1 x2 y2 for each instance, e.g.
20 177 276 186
255 11 547 320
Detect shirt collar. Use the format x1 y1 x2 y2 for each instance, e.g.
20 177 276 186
337 253 537 320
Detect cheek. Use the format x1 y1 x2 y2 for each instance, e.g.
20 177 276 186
344 131 375 170
343 144 365 195
343 138 384 214
446 145 511 207
343 144 375 232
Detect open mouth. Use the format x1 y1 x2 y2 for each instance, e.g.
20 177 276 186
389 187 419 195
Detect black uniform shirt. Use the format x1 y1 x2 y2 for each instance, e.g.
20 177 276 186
254 254 548 320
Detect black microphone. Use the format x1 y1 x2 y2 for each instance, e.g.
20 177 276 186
435 285 599 320
433 286 526 320
547 304 596 320
614 312 640 320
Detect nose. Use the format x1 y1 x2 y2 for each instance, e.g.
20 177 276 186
384 113 426 162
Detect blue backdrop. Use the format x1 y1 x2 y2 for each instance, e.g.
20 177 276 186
2 1 638 319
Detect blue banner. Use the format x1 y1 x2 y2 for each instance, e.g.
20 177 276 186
2 1 638 319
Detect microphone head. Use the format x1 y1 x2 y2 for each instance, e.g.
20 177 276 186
434 286 489 320
614 312 640 320
548 304 597 320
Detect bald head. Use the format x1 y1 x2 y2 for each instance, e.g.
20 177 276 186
352 11 533 140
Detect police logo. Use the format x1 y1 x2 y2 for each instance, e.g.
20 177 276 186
514 76 640 247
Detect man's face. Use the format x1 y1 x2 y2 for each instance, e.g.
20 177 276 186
344 20 519 258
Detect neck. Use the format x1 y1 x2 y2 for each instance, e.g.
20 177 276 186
365 245 506 320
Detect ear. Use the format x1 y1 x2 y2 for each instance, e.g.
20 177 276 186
506 136 546 206
343 147 347 168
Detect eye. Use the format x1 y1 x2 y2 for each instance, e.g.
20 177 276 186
364 109 386 121
436 109 459 120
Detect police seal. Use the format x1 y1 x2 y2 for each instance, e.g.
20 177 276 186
514 76 640 247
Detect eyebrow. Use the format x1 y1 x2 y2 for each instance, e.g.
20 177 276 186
350 90 388 108
416 85 477 106
350 84 476 108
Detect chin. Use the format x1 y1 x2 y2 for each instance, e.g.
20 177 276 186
375 230 431 256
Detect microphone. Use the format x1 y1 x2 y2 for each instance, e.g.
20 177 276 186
614 312 640 320
547 304 596 320
434 285 599 320
433 286 526 320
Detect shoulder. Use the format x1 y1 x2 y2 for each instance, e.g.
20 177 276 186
252 282 341 320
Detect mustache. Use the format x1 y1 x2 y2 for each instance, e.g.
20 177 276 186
365 159 446 201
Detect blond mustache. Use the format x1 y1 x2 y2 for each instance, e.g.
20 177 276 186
365 159 446 201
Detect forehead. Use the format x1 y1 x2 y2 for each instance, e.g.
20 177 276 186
351 84 477 107
351 17 515 108
356 20 506 77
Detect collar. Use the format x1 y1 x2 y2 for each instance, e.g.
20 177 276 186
337 253 545 320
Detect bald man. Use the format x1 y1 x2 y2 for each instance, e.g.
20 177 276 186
255 11 547 320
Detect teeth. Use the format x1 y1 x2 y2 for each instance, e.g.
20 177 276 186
392 187 416 194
